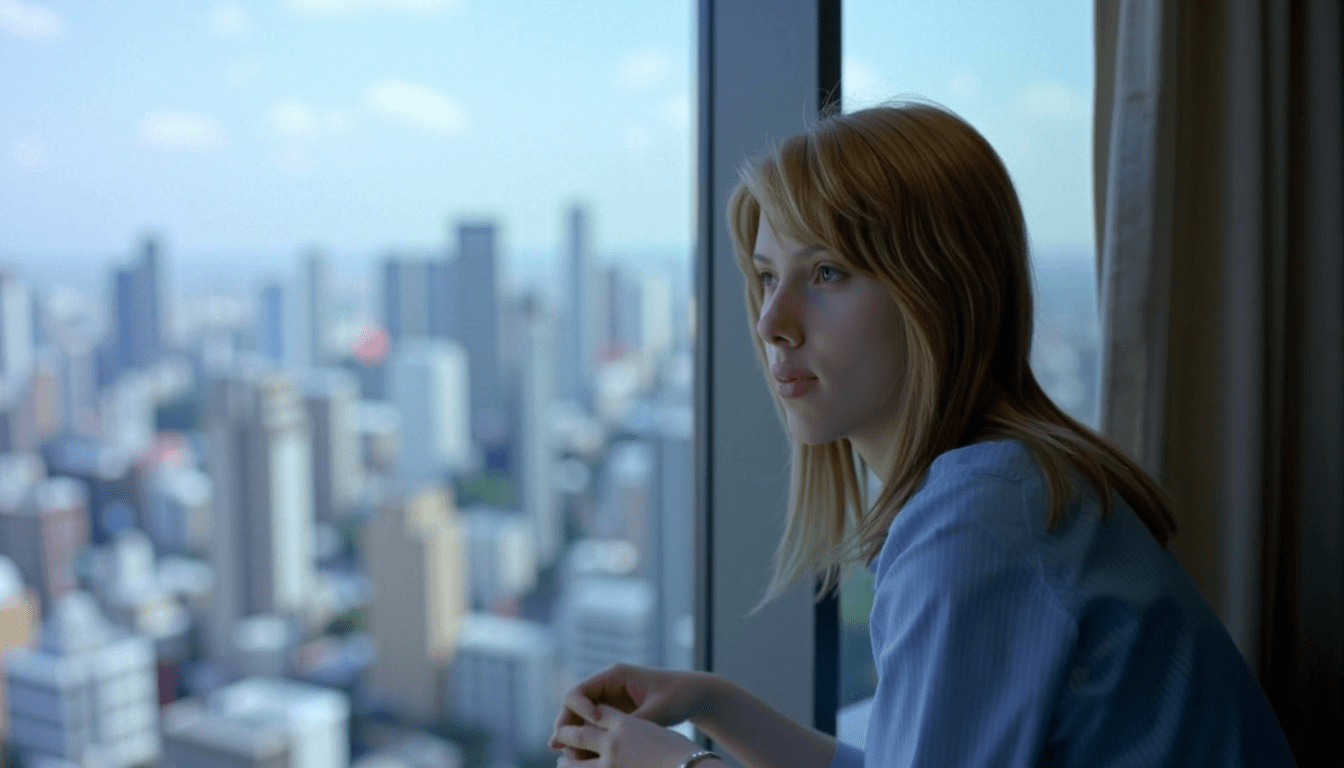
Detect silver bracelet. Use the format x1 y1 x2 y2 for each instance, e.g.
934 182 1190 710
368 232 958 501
679 750 723 768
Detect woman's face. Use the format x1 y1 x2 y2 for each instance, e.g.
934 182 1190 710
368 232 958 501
752 212 908 454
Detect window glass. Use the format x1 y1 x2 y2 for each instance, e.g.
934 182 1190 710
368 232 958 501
838 0 1097 740
0 2 692 766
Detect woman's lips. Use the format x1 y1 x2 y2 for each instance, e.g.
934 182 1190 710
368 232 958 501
776 377 818 398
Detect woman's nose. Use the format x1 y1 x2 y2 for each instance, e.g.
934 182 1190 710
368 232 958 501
757 286 802 348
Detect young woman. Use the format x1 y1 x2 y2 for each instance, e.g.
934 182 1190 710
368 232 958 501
550 103 1297 768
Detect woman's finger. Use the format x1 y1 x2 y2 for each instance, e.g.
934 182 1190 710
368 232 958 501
553 723 603 754
564 691 600 722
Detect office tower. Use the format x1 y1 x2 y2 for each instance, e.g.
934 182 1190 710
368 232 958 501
99 369 156 456
463 506 536 611
388 338 472 485
30 349 61 443
161 677 349 768
558 575 654 686
59 336 99 437
643 404 693 670
0 470 89 615
260 281 285 364
4 591 160 768
517 295 559 568
382 257 432 342
602 264 643 359
455 221 506 448
41 434 141 545
640 268 675 366
0 556 37 740
594 440 654 556
304 250 330 367
558 204 594 407
205 372 316 659
364 486 467 724
0 269 35 387
356 400 399 476
111 235 165 374
449 613 557 760
427 256 459 341
305 368 362 524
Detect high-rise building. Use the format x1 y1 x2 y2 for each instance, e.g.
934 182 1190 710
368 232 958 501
594 440 654 556
205 371 316 659
41 433 142 545
449 613 557 760
0 556 38 741
161 677 349 768
558 575 654 686
0 269 35 388
601 265 643 360
517 295 559 568
364 485 468 724
303 250 330 367
382 257 432 342
455 222 506 448
4 591 160 768
388 338 473 485
463 506 536 611
640 403 693 670
111 235 165 374
558 204 594 407
0 469 89 615
259 282 285 365
304 368 362 524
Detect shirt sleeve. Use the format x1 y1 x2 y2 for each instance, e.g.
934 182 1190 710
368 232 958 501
828 741 864 768
864 473 1075 767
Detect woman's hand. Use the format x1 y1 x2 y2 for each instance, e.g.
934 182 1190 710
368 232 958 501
549 663 717 760
553 703 702 768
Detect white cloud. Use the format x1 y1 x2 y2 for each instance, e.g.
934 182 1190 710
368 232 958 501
1017 81 1088 120
615 49 673 93
209 2 252 40
0 0 64 41
285 0 461 17
141 111 227 150
842 56 887 108
11 139 45 171
659 91 690 131
364 80 465 133
270 98 353 139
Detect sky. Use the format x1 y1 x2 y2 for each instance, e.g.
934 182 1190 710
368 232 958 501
0 0 1093 288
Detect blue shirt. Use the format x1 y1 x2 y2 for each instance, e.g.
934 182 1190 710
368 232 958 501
828 440 1296 767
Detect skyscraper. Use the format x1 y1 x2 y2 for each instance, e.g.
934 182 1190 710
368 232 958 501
0 471 89 614
518 295 559 568
364 485 467 724
304 368 362 525
205 371 316 659
558 204 594 407
455 221 506 448
111 235 165 374
259 282 285 365
304 250 330 367
449 613 557 760
0 269 34 388
382 257 432 342
388 338 472 485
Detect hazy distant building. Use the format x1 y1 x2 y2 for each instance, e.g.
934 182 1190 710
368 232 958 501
559 575 654 685
364 486 467 724
594 440 654 557
146 462 212 556
205 372 316 659
517 296 559 568
41 434 141 545
111 235 165 374
0 470 89 615
636 404 694 670
382 257 432 342
558 204 594 407
388 338 472 485
0 269 35 388
463 507 536 611
455 222 506 448
259 282 285 365
4 591 160 768
304 368 362 524
601 265 643 359
449 613 557 760
303 250 330 367
161 677 349 768
0 556 38 740
58 337 99 438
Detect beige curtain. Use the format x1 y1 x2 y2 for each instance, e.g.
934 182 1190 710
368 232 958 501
1094 1 1342 764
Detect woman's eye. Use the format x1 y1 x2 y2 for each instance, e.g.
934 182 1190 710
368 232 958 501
818 265 843 282
757 272 776 287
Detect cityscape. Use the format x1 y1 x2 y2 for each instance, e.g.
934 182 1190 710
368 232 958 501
0 200 1100 768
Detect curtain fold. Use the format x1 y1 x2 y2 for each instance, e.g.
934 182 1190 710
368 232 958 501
1093 1 1343 764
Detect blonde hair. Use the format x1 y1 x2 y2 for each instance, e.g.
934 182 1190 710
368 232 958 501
728 103 1178 612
